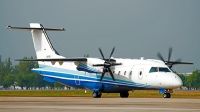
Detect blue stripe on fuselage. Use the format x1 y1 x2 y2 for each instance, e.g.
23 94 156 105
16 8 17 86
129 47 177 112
32 66 159 92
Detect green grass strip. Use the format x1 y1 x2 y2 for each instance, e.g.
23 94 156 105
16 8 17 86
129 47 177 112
0 90 199 98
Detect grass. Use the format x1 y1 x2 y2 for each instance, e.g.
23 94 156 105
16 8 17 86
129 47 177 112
0 90 200 98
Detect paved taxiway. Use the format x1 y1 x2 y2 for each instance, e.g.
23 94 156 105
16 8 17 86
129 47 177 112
0 97 200 112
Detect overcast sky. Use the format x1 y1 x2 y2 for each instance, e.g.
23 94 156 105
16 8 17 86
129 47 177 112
0 0 200 73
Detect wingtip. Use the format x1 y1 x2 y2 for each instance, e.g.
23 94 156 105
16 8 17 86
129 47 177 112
6 26 11 29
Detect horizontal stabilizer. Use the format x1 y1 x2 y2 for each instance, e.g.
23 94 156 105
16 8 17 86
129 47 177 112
6 26 65 31
15 58 87 62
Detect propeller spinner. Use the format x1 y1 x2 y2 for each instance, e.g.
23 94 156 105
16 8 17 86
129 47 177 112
93 47 121 82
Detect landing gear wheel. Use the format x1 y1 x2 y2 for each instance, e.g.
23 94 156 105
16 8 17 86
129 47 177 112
92 91 102 98
163 93 171 98
120 92 129 98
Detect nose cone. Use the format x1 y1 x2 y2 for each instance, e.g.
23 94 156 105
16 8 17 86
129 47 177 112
158 73 183 89
171 75 183 88
167 74 183 89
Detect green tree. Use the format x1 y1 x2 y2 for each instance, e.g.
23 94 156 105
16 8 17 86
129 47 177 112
0 55 3 85
84 54 89 57
178 74 187 86
54 82 65 89
26 73 39 89
184 70 200 90
0 56 13 86
17 57 38 89
36 75 46 89
4 57 13 75
3 74 16 88
190 70 200 89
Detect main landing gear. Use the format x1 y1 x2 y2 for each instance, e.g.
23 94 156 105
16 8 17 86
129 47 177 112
92 91 129 98
92 91 102 98
163 93 171 98
120 91 129 98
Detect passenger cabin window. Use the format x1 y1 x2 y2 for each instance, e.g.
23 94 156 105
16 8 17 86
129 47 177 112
124 71 126 75
118 71 121 75
130 71 132 75
149 67 158 73
139 71 142 75
159 67 171 72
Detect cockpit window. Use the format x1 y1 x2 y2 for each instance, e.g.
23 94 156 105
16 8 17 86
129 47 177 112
149 67 158 73
159 67 171 72
149 67 171 73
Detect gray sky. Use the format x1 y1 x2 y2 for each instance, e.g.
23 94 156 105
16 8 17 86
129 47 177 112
0 0 200 73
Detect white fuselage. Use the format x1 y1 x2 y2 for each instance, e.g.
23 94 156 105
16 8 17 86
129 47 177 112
36 57 183 90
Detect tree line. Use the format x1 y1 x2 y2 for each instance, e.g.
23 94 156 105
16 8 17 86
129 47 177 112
0 55 200 90
0 55 64 90
178 70 200 90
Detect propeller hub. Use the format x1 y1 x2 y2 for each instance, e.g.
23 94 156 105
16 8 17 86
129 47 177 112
104 62 111 68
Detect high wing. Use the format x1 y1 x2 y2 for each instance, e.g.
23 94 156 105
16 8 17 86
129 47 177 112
14 58 117 62
14 58 87 62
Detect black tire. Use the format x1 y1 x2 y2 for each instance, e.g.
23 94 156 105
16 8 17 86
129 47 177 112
92 91 102 98
120 92 129 98
163 93 171 98
167 93 171 98
163 93 167 98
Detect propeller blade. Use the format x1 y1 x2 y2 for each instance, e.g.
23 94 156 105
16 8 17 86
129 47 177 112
99 47 105 60
167 61 193 65
100 68 107 81
111 63 122 66
93 64 105 66
108 67 115 81
100 72 105 82
170 68 175 73
157 52 165 62
157 47 193 69
168 47 173 62
109 47 115 62
175 62 193 65
175 58 182 62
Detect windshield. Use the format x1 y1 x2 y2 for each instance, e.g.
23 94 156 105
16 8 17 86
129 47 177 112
149 67 158 73
149 67 171 73
159 67 171 72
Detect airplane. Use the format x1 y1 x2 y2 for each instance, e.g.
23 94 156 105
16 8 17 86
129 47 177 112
6 23 193 98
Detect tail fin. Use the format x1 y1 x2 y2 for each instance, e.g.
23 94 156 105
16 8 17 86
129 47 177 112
30 23 61 59
6 23 65 59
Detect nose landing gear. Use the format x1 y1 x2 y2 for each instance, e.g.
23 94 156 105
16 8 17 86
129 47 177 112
159 89 172 98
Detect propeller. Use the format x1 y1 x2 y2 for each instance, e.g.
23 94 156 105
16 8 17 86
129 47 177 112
157 47 193 69
93 47 121 82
